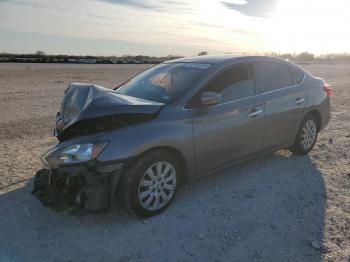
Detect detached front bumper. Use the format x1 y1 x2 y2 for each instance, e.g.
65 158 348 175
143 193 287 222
31 161 125 211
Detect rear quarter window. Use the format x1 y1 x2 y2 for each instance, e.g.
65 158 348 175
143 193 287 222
288 66 304 85
254 62 293 93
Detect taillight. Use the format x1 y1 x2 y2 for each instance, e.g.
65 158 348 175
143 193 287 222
323 83 332 97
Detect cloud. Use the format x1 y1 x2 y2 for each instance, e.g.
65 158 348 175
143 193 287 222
194 22 260 38
221 0 279 18
97 0 193 13
0 31 209 56
0 0 72 12
224 0 248 4
0 0 267 55
98 0 155 9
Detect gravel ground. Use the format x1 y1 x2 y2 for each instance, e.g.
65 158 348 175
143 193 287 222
0 63 349 262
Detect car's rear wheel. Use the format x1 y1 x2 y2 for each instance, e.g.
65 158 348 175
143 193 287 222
118 150 179 217
291 114 319 155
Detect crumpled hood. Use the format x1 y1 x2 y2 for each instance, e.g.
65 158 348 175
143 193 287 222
55 83 164 136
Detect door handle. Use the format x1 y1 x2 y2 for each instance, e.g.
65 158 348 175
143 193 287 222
295 98 305 105
248 109 263 117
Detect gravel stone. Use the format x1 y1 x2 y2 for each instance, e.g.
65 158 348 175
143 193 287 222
0 63 349 261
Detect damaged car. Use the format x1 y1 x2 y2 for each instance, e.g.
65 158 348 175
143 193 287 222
32 55 331 217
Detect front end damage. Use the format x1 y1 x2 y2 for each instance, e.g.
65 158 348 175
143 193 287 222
55 83 164 142
32 83 162 211
32 161 125 211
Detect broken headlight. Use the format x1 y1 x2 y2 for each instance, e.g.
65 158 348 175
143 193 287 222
42 142 107 167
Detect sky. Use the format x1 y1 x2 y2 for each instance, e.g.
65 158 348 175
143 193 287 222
0 0 349 56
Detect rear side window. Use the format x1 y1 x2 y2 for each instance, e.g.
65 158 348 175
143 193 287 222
254 62 293 93
203 64 255 103
288 66 304 85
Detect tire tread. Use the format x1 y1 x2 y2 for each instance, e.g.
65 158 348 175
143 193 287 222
291 114 318 155
117 150 179 217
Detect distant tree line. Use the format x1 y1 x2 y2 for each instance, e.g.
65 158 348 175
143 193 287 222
0 51 183 64
199 51 350 62
263 51 350 62
1 50 350 64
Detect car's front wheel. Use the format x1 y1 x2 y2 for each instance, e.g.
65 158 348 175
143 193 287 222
118 150 179 217
291 114 319 155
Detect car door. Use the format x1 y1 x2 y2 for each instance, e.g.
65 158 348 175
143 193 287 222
254 61 306 148
188 63 265 175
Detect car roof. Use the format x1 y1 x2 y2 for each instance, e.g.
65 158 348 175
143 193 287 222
165 54 289 65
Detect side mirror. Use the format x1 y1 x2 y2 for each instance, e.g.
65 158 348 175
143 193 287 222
201 91 222 107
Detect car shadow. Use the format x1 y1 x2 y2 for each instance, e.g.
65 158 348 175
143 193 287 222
0 151 326 262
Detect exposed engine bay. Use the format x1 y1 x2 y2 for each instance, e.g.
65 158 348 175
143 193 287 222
31 160 127 211
57 113 155 142
55 83 164 142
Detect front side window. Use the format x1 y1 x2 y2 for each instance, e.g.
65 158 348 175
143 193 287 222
202 64 255 103
254 62 293 93
115 63 210 103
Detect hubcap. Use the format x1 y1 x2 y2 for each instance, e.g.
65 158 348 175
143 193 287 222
138 161 177 211
301 120 317 150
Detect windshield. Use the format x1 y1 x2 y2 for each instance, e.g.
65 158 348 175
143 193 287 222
115 62 210 103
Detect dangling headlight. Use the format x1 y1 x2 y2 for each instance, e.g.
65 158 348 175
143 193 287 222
42 142 107 167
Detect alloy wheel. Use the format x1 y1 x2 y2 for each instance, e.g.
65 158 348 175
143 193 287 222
137 161 177 211
301 120 317 151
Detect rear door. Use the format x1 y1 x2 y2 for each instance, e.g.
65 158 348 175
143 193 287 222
189 63 265 175
254 61 306 148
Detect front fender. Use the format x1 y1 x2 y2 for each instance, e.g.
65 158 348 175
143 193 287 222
96 109 195 180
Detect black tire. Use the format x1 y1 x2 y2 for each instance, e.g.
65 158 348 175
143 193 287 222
32 169 50 192
117 150 180 218
291 114 319 155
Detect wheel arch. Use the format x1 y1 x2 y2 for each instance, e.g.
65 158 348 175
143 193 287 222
291 110 320 155
123 146 190 185
304 109 322 131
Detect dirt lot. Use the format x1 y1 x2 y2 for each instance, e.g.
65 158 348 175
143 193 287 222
0 63 349 262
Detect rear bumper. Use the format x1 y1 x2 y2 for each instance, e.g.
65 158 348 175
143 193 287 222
32 160 125 211
320 97 331 130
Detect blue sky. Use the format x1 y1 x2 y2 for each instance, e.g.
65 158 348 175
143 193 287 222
0 0 349 56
